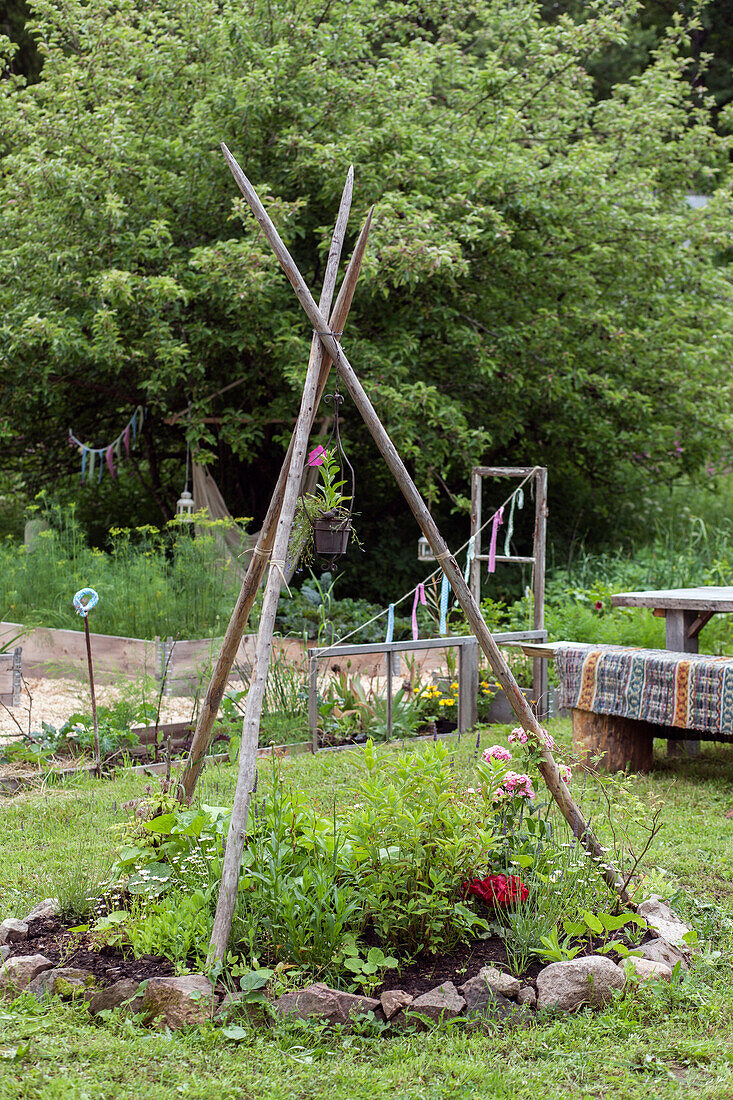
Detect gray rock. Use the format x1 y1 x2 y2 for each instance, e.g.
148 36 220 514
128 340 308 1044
0 946 10 962
27 967 96 1000
274 982 379 1026
142 975 218 1029
536 956 625 1012
459 966 520 1002
624 957 674 983
23 899 58 924
638 937 689 971
0 919 29 946
517 986 536 1008
0 954 54 992
394 982 465 1028
380 989 413 1020
636 896 691 949
88 979 145 1016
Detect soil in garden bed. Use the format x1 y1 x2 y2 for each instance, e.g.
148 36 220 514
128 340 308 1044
5 917 176 986
372 935 544 998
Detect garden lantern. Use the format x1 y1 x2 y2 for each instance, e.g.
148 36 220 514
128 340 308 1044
176 488 195 520
418 534 435 563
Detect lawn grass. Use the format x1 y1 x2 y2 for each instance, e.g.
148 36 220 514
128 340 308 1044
2 721 733 1099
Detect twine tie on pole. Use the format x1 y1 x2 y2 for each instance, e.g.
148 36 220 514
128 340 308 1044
267 560 292 598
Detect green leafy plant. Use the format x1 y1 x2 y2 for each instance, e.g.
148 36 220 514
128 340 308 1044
340 944 398 996
343 740 495 954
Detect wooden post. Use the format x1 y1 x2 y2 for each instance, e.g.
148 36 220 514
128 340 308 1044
386 650 393 738
308 653 319 752
208 168 355 962
222 144 632 907
458 638 479 733
179 208 373 804
572 709 654 773
533 468 548 719
470 468 481 606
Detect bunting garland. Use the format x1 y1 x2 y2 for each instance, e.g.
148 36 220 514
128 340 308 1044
68 406 145 483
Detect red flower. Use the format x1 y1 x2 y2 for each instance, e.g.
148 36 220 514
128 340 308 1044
464 874 529 907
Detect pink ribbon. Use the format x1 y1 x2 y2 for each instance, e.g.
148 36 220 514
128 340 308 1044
123 424 131 455
411 583 426 640
105 444 115 478
487 506 504 574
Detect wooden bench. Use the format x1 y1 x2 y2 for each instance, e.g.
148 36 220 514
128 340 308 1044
0 648 22 708
519 641 733 771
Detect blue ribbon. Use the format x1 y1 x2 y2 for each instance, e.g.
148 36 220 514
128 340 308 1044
81 448 87 481
439 573 450 635
385 603 395 644
73 588 99 617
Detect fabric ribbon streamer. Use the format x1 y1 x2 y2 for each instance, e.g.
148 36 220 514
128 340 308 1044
73 588 99 617
411 583 426 641
463 535 475 585
488 506 504 574
503 489 524 557
69 405 144 484
385 603 395 644
439 573 450 636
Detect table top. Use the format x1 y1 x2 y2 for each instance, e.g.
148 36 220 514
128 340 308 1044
610 586 733 612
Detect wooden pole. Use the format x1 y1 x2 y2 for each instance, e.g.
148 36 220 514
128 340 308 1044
221 144 632 906
83 616 101 773
179 206 373 804
208 168 355 961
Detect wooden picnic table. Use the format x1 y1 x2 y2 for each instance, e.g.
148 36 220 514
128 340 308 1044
610 586 733 653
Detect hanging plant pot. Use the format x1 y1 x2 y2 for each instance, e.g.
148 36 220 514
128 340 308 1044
313 511 352 557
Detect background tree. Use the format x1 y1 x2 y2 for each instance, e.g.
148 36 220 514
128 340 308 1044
1 0 732 599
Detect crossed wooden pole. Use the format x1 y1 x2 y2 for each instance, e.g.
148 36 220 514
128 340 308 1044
195 150 632 962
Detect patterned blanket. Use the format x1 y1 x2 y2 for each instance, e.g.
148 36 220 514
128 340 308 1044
555 644 733 738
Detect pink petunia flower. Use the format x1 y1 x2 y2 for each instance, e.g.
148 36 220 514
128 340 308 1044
307 445 326 467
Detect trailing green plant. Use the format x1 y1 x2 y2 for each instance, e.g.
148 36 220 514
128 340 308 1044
339 943 399 997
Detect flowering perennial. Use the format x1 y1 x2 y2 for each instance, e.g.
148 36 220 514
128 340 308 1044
482 745 512 763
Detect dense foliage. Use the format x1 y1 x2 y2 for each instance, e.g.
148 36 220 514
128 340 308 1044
1 0 732 600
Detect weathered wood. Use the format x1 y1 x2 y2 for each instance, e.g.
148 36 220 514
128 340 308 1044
611 587 733 613
470 467 482 606
180 205 373 803
572 708 654 773
458 639 479 732
221 145 631 907
209 168 355 962
688 610 715 638
533 467 548 719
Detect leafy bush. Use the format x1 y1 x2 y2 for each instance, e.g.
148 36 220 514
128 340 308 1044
342 741 496 954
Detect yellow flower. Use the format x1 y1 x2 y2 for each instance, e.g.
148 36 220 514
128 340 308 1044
451 682 459 692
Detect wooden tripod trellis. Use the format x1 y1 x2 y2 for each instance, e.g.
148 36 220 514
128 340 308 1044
186 150 633 963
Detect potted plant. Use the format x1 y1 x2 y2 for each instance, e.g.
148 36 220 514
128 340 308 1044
290 446 354 566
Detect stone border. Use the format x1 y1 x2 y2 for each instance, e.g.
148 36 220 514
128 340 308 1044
0 895 693 1031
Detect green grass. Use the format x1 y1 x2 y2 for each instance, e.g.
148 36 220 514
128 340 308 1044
2 723 733 1099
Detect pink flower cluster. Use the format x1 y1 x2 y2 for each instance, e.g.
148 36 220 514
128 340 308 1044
560 764 572 785
502 771 535 800
508 725 555 750
482 745 512 763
